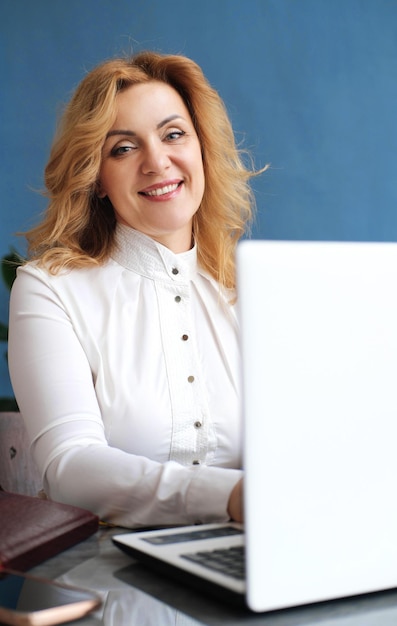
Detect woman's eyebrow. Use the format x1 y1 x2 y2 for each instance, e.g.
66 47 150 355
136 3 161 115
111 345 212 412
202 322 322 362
105 129 136 139
105 115 186 139
157 114 185 129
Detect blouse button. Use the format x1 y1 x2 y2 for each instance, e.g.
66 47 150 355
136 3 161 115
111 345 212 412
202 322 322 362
182 334 189 341
174 295 181 303
194 421 202 429
187 375 195 383
172 267 179 275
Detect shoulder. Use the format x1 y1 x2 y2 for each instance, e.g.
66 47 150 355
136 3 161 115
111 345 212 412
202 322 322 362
16 257 120 285
12 259 124 307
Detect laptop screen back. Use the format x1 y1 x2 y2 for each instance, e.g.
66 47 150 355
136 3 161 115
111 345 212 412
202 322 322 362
237 240 397 612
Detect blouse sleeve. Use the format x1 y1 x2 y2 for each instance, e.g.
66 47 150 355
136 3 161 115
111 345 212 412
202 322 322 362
8 266 242 528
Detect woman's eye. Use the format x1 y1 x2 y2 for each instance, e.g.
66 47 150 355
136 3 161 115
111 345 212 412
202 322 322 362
165 130 186 141
110 144 136 157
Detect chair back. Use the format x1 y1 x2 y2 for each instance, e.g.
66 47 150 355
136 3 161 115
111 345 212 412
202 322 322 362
0 412 42 495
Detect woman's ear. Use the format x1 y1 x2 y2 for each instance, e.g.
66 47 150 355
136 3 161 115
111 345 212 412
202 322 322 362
96 181 107 199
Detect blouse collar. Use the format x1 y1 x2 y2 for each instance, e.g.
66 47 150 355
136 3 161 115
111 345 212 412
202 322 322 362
111 224 198 282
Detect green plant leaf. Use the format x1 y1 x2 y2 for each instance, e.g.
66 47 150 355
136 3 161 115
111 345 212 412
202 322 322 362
0 322 8 342
1 250 24 291
0 397 19 411
0 249 22 410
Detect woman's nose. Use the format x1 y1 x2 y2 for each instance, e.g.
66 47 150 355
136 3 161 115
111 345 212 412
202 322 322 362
141 140 170 175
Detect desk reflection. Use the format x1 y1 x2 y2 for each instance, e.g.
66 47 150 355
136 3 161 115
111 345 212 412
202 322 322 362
53 549 397 626
17 522 392 626
57 554 204 626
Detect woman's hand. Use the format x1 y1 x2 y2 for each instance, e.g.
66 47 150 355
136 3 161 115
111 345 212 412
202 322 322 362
227 478 244 522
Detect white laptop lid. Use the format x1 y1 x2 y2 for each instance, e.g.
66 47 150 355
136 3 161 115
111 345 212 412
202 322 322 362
237 240 397 612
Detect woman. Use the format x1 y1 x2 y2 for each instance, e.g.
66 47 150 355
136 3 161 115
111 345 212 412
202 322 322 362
8 51 259 528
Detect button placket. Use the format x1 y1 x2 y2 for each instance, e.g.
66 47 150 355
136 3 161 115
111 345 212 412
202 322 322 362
156 278 207 465
156 257 218 466
172 271 196 391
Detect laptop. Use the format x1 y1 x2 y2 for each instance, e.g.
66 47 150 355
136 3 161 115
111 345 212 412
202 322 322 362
113 240 397 612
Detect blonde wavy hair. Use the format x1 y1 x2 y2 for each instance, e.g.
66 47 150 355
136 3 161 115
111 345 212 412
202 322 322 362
27 51 263 289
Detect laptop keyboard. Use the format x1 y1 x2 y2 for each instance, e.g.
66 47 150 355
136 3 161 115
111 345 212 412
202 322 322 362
182 545 245 580
143 525 242 545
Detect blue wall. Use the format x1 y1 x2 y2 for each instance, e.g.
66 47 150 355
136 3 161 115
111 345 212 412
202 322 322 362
1 0 397 395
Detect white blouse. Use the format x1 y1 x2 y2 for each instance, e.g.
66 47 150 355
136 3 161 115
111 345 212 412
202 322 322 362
8 225 243 527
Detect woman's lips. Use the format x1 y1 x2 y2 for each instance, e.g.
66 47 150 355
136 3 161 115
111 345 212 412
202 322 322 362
139 180 183 200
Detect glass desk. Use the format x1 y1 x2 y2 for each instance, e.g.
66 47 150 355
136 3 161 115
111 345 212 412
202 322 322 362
30 527 397 625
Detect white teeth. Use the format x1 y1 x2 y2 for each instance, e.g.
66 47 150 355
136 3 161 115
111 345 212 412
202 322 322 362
144 183 179 196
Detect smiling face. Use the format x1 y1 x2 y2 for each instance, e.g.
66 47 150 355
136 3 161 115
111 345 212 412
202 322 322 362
99 81 205 253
